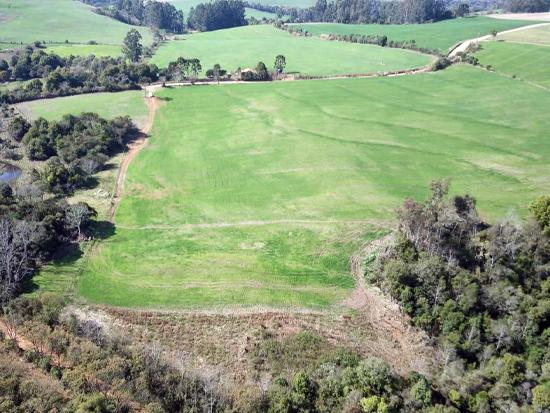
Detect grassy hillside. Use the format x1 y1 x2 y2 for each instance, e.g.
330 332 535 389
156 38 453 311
496 23 550 45
150 25 433 75
16 91 148 129
474 41 550 88
290 17 538 52
0 0 152 45
36 65 549 309
45 43 123 57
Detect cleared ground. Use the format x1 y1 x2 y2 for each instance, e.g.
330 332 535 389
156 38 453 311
496 23 550 45
150 25 433 75
30 65 550 309
290 17 539 52
475 41 550 88
45 43 123 57
16 91 149 129
0 0 152 45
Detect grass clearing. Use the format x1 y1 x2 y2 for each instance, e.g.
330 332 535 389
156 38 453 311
290 16 539 52
475 41 550 88
150 25 433 75
33 65 550 309
168 0 314 14
45 43 123 57
16 91 149 129
496 23 550 45
0 0 152 45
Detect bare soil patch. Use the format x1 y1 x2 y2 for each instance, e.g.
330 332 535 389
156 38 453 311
108 96 161 221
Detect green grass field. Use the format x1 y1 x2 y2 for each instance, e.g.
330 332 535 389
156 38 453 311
290 16 538 52
150 25 433 75
496 23 550 45
16 91 149 128
32 65 549 309
475 41 550 87
45 43 123 57
0 0 152 45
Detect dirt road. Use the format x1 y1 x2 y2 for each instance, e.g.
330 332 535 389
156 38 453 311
448 22 550 57
108 96 160 221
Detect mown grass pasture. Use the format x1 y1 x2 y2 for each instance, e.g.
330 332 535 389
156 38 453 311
35 65 550 309
45 43 123 57
496 22 550 45
16 91 149 129
290 16 539 52
150 25 433 75
475 41 550 87
0 0 152 45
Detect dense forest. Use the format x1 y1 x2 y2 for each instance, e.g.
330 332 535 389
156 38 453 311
0 46 159 104
370 181 550 412
81 0 185 33
247 0 450 24
187 0 247 31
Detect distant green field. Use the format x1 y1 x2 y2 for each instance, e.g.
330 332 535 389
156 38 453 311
496 23 550 45
0 0 152 45
16 91 148 129
475 41 550 87
45 43 122 57
151 25 433 75
290 17 539 52
30 65 550 309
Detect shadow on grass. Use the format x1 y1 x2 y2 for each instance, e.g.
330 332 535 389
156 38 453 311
21 220 116 295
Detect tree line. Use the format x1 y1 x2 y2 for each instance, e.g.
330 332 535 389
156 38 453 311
248 0 451 24
81 0 185 33
187 0 247 31
370 180 550 412
0 46 159 104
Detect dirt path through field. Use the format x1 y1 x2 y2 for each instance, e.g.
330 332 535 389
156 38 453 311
342 235 435 373
448 22 550 57
108 95 160 221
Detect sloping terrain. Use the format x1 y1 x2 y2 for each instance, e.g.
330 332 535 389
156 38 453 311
475 41 550 88
0 0 152 45
290 16 539 52
150 24 433 75
32 65 549 309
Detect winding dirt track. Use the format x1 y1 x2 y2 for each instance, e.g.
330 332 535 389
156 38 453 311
108 96 160 221
448 22 550 57
343 235 435 374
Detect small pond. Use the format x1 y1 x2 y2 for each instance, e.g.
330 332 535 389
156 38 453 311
0 161 22 183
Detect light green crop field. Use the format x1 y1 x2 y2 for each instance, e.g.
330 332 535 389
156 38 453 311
45 43 123 57
16 91 149 129
475 41 550 87
32 65 549 309
290 17 539 52
150 25 433 75
0 0 152 45
496 23 550 45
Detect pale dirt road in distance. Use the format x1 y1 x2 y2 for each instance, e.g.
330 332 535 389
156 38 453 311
488 12 550 20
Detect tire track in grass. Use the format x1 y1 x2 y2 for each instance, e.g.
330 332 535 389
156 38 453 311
108 95 160 221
